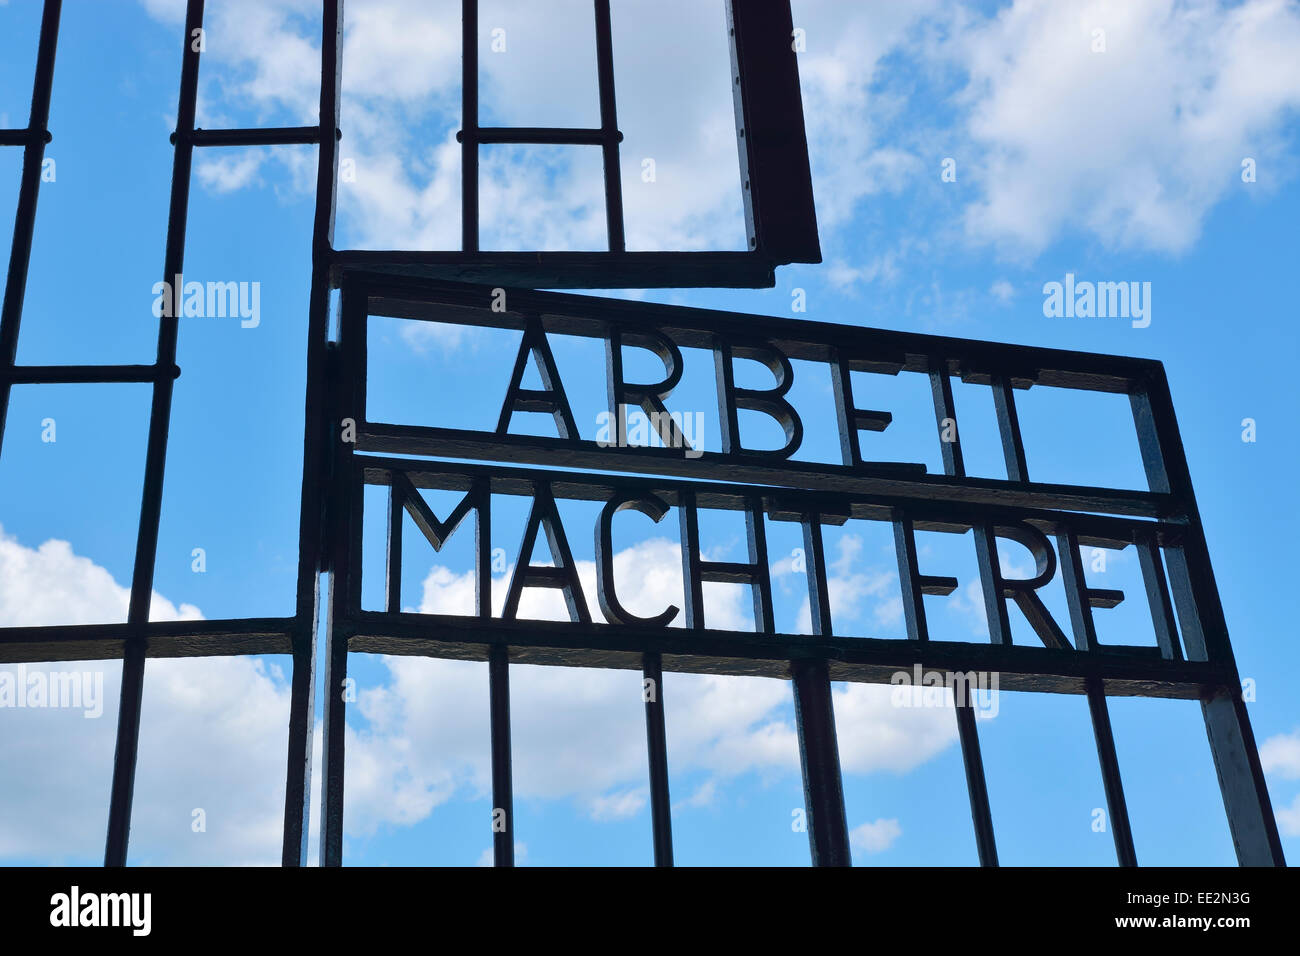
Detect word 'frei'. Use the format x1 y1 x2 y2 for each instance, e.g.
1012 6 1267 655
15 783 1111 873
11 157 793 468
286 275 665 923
889 664 1000 717
0 664 103 718
1042 273 1151 328
50 886 151 936
151 273 261 328
595 409 705 458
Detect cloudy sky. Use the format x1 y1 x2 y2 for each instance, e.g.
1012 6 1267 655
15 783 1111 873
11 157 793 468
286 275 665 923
0 0 1298 865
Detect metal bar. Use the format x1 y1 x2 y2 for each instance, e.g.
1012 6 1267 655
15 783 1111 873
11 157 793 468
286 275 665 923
105 0 203 867
592 0 625 252
319 573 348 866
791 658 851 866
462 127 618 146
489 643 514 866
349 606 1231 697
352 271 1162 390
0 128 52 146
284 0 344 867
361 424 1170 518
929 366 966 478
1085 677 1137 866
0 0 62 462
0 616 295 663
790 506 850 866
1136 530 1182 661
461 0 479 252
385 480 403 612
953 699 998 865
642 652 673 866
330 250 775 289
2 364 175 384
991 375 1028 482
184 126 323 147
1130 370 1285 865
725 0 820 263
320 333 359 867
358 456 1184 556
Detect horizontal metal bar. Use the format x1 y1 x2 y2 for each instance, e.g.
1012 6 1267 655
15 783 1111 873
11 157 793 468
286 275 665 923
332 252 776 290
173 126 324 147
0 617 298 663
358 454 1184 546
343 610 1232 698
349 272 1163 391
359 425 1176 518
2 363 177 384
0 128 51 146
459 126 621 146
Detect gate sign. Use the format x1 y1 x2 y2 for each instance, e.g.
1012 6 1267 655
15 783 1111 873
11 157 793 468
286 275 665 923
308 272 1286 868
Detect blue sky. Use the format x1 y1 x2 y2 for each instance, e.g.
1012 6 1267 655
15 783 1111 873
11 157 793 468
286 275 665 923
0 0 1298 866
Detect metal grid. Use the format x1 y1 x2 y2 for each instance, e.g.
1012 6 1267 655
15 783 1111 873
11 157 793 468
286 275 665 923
0 0 1285 868
334 0 822 288
322 272 1285 867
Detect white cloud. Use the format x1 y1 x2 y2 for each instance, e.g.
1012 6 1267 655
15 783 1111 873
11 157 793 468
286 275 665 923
1260 728 1300 780
990 278 1015 302
952 0 1300 256
850 817 902 853
0 526 200 625
196 150 267 193
0 528 292 865
589 788 648 822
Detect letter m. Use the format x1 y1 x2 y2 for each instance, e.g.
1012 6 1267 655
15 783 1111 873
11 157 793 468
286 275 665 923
387 472 490 616
1097 281 1128 318
101 893 130 927
49 672 80 708
206 280 239 318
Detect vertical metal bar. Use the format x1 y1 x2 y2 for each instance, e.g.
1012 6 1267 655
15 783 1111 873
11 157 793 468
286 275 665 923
489 643 514 866
1130 372 1285 866
892 513 930 642
791 658 851 866
935 352 999 868
953 699 998 866
0 0 61 460
677 489 704 629
592 0 625 252
973 520 1013 645
385 480 403 612
801 512 832 637
1136 531 1181 661
320 324 359 865
1085 677 1137 866
724 0 820 263
928 366 965 478
105 0 204 867
461 0 479 252
642 651 673 866
318 547 349 866
1056 527 1097 652
284 0 344 867
991 376 1028 482
790 509 850 865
